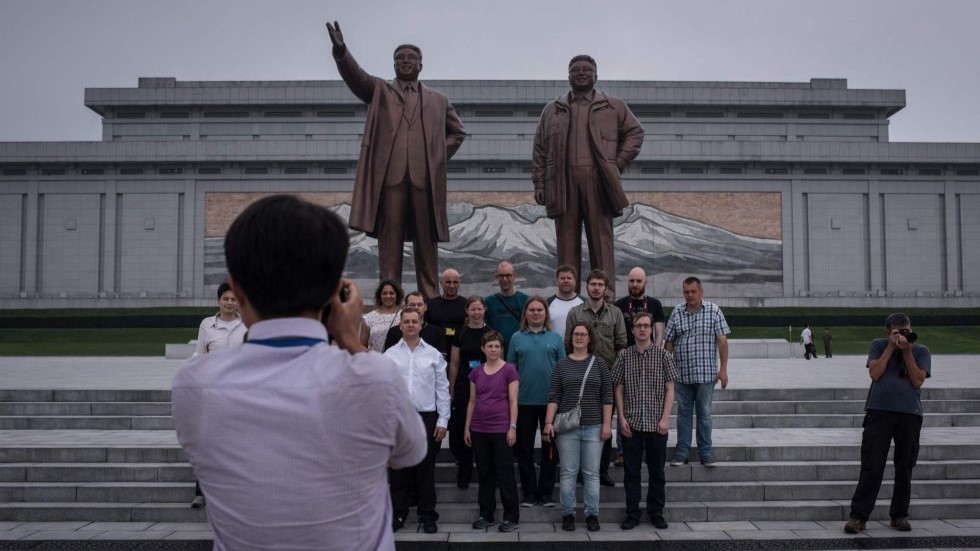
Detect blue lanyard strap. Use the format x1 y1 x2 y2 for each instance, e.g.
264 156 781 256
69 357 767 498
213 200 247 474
247 337 326 348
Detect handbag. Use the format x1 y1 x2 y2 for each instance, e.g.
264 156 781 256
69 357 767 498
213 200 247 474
553 356 595 434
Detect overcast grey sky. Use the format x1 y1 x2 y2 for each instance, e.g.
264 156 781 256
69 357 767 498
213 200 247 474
1 0 978 143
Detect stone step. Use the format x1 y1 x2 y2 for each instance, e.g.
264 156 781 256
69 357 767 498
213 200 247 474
0 402 171 416
2 459 977 484
2 440 978 464
5 412 979 431
1 498 977 523
2 478 979 504
0 416 174 430
0 387 977 403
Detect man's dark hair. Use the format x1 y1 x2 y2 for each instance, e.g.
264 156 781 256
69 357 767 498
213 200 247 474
568 54 597 70
393 44 422 59
405 291 426 304
374 279 404 306
217 282 232 300
555 264 577 280
632 312 654 327
885 312 911 329
400 309 421 321
683 276 702 288
586 269 609 287
224 194 348 319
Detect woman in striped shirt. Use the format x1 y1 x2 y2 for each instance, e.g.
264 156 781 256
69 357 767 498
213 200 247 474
542 322 613 532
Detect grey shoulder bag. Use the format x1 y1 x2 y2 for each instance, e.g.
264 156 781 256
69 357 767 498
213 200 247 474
553 356 596 434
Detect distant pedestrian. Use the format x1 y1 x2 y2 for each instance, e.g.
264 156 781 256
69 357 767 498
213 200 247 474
800 323 815 360
823 327 833 358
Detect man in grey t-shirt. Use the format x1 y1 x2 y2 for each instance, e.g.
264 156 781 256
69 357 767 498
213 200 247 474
844 313 931 534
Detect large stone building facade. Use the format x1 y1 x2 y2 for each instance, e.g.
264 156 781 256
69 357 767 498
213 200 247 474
0 77 978 307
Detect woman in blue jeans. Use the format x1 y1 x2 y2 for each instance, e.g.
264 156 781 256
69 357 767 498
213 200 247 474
542 322 613 532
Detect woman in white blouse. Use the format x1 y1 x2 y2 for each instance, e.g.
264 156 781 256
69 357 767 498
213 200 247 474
362 280 403 352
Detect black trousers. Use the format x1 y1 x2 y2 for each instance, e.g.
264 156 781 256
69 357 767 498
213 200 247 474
849 409 922 521
515 405 557 502
448 396 473 485
471 431 520 523
623 430 668 516
390 411 440 521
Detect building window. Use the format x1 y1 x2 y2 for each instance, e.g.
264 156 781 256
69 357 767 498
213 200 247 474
160 112 190 118
804 168 828 175
917 168 942 176
737 112 783 118
686 111 724 118
80 168 104 175
283 167 308 174
41 168 65 175
842 168 867 175
641 167 665 174
475 109 512 117
956 168 980 176
119 168 144 175
265 111 303 117
116 112 146 119
843 112 876 120
197 167 221 174
316 109 356 117
323 166 347 174
203 111 249 118
764 167 790 175
880 168 904 175
243 167 269 174
633 109 672 117
2 169 27 175
158 167 183 175
797 112 831 119
447 165 467 173
719 167 743 174
679 167 704 174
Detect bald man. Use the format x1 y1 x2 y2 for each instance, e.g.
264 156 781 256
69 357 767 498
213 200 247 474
484 261 529 352
614 267 666 347
426 268 467 340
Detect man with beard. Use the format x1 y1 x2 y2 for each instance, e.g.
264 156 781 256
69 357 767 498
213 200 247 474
564 269 626 487
547 264 584 341
615 267 666 348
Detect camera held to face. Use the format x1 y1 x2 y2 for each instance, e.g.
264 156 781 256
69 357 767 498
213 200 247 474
897 329 918 344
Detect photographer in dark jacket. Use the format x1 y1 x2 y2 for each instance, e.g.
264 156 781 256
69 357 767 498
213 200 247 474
844 313 931 534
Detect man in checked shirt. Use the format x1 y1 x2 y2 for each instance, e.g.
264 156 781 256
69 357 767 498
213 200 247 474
613 312 677 530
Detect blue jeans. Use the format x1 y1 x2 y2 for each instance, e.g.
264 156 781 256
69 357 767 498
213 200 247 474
674 382 714 459
556 424 602 517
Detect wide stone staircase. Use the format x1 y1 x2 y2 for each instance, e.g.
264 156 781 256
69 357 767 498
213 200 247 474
1 387 979 525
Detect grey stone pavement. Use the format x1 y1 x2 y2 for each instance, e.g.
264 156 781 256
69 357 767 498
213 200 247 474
0 354 977 546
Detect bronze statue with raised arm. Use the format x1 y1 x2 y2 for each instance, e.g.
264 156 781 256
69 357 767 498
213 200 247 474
326 21 466 300
532 55 644 297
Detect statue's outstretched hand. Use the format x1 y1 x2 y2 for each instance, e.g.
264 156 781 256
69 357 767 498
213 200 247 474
326 21 345 50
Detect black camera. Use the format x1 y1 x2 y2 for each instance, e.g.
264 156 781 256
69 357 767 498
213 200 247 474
897 329 918 344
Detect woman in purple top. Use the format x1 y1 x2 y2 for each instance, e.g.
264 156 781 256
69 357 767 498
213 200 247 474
464 330 520 532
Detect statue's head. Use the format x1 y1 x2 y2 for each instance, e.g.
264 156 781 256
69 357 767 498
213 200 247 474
568 55 597 93
393 44 423 81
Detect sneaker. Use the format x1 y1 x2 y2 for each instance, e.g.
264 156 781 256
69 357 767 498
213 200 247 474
890 517 912 531
540 498 556 508
520 500 535 508
651 515 668 529
422 519 438 534
472 516 493 530
844 518 866 534
392 516 405 532
586 515 600 532
669 454 688 467
700 454 717 468
189 495 206 509
561 514 575 531
498 520 519 532
620 515 640 530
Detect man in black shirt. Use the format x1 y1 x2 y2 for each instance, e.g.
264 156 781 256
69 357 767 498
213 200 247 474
615 267 666 347
384 292 447 357
425 268 466 342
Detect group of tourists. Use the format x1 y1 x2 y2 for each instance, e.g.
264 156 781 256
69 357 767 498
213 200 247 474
366 262 730 533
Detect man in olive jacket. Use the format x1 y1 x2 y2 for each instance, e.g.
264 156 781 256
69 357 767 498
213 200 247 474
532 55 644 297
327 21 466 300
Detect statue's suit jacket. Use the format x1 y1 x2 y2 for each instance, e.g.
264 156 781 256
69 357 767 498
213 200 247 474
334 49 466 242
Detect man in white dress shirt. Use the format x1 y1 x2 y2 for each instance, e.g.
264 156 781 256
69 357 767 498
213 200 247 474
172 195 427 551
384 308 451 534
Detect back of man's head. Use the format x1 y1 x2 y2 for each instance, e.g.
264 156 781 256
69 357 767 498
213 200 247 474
224 194 349 319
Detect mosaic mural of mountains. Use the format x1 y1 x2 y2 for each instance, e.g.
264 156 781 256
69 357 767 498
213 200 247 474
206 203 782 293
208 202 781 296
